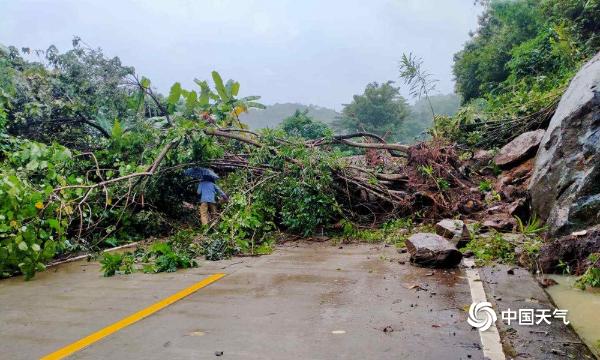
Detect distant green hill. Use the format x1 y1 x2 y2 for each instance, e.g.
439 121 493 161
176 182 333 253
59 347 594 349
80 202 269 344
239 95 460 144
240 103 339 129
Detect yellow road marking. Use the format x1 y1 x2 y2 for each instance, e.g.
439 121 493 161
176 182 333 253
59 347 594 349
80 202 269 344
40 273 226 360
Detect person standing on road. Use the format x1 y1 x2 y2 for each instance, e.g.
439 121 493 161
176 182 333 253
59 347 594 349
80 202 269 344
197 178 228 225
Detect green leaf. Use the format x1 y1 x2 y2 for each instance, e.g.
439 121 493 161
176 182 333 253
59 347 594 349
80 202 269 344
111 119 123 139
167 82 182 106
211 71 229 101
226 79 240 97
17 242 28 251
185 90 198 111
140 77 151 89
231 81 240 96
42 240 56 258
47 219 59 230
26 160 39 171
247 101 266 109
196 80 211 106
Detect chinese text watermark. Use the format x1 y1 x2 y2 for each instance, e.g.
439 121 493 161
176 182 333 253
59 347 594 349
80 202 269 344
468 302 569 331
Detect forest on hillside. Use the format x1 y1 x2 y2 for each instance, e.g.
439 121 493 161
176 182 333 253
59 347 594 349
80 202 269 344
241 94 461 145
1 0 599 281
240 103 339 129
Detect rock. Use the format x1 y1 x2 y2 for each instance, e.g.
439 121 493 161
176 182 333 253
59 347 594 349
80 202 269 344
435 219 470 248
495 158 534 201
473 149 493 164
482 214 516 232
538 277 559 288
538 226 600 275
486 205 503 214
494 129 546 168
471 149 494 171
507 158 534 185
435 219 464 238
529 52 600 235
405 233 463 268
495 175 513 190
507 198 527 216
458 198 483 215
502 185 523 202
513 245 533 268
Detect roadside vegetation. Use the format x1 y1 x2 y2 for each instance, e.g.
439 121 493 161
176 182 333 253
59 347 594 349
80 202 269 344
442 0 600 148
1 0 599 290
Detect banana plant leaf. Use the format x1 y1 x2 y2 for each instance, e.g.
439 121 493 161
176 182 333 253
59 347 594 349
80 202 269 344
183 167 219 181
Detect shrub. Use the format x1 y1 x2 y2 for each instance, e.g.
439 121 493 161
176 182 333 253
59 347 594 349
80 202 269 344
575 253 600 290
100 252 134 277
0 141 75 279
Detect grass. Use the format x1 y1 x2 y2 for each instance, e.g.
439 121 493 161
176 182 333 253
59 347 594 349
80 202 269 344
334 218 415 248
461 224 544 266
515 214 547 235
478 179 493 192
463 231 516 265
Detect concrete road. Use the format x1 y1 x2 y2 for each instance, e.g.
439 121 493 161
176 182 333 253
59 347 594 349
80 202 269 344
0 242 593 359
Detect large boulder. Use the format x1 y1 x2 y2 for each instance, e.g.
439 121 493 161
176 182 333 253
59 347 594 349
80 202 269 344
529 52 600 235
405 233 462 268
494 129 545 168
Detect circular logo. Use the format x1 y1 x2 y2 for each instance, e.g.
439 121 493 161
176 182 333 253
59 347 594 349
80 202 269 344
467 301 497 331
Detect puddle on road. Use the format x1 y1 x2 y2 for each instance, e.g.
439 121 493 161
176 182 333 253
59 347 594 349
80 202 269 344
546 275 600 357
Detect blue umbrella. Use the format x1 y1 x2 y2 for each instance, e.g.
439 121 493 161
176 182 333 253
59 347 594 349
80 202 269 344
183 167 219 181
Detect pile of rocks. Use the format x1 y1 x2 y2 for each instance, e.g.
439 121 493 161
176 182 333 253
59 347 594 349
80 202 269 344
407 52 600 271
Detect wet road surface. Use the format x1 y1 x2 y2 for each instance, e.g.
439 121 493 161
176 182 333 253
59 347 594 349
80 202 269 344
0 242 594 359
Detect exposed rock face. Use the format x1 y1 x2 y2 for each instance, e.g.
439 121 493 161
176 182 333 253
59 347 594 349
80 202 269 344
494 129 546 167
435 219 470 248
529 52 600 235
405 233 462 268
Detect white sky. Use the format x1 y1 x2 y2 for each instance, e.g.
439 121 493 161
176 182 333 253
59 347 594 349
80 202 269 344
1 0 482 110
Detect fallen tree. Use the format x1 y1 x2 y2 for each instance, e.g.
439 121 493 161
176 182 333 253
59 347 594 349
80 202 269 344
0 46 491 279
40 123 482 252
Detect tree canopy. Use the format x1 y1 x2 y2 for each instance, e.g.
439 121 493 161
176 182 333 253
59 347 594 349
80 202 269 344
443 0 600 148
333 81 410 142
279 109 333 139
453 0 600 103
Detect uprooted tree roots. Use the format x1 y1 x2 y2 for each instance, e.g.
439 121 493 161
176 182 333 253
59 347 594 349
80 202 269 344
328 141 487 223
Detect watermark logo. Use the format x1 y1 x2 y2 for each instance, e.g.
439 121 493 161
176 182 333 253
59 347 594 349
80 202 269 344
467 301 497 331
467 302 570 331
501 308 569 326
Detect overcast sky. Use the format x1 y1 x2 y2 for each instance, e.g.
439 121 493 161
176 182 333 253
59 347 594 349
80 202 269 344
1 0 482 110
